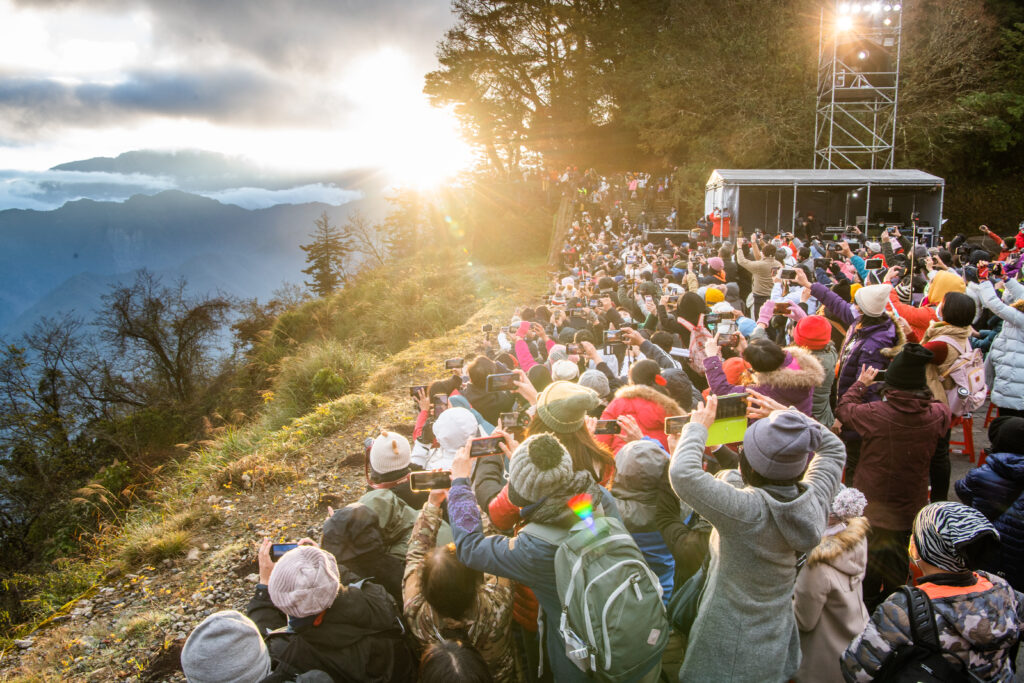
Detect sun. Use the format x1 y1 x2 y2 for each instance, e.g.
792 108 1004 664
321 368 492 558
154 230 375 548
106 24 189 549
339 47 476 190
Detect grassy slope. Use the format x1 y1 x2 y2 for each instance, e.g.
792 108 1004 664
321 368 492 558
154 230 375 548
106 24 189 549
0 261 546 682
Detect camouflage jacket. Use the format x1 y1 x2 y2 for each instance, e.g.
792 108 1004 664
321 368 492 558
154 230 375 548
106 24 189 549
840 571 1024 682
403 500 517 683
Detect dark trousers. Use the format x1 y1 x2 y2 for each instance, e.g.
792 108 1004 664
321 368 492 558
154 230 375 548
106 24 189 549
995 406 1024 418
930 429 951 502
842 438 862 485
752 294 770 321
864 527 912 613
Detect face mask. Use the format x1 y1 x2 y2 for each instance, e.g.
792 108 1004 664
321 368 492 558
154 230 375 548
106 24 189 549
620 315 633 324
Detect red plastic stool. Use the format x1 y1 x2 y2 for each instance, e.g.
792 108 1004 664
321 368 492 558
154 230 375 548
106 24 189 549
983 402 998 428
950 415 976 462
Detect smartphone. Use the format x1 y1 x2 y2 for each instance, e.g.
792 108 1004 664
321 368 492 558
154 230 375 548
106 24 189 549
864 258 884 270
469 436 506 457
875 370 887 382
779 268 797 280
271 543 299 561
482 324 493 333
485 372 518 392
990 262 1004 277
409 385 427 398
667 294 680 303
589 299 599 308
444 358 463 370
645 295 654 304
566 343 581 355
773 300 792 316
500 326 509 334
569 308 586 316
409 471 453 492
718 320 738 347
715 393 748 420
664 415 691 435
604 329 623 344
813 258 831 270
704 313 722 332
432 394 449 415
593 419 622 435
500 412 525 436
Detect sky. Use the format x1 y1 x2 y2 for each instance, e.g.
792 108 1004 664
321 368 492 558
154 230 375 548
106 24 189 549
0 0 475 209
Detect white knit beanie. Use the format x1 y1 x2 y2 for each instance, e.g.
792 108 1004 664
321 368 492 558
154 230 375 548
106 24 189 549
268 546 340 618
551 359 580 381
369 431 411 474
854 284 892 317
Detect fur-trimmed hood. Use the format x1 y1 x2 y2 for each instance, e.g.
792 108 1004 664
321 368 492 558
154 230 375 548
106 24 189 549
612 383 684 416
875 310 907 359
806 517 870 575
754 346 826 390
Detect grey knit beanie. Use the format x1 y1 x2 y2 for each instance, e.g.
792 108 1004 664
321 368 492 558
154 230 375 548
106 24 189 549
267 546 340 618
578 369 610 399
742 409 822 480
507 434 573 506
181 610 272 683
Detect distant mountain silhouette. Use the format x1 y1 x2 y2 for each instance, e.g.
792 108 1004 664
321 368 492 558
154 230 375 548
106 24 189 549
51 149 382 192
0 189 382 337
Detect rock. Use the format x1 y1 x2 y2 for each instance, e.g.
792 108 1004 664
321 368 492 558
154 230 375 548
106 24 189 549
78 635 99 651
241 473 253 489
246 573 260 583
201 542 210 551
14 638 33 649
186 547 201 562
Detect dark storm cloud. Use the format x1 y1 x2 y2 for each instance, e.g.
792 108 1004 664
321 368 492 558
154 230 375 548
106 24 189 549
12 0 453 73
0 69 334 131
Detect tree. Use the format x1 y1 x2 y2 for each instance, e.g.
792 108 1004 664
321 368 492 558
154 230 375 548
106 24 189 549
346 210 389 267
98 270 233 406
300 212 351 296
0 316 108 566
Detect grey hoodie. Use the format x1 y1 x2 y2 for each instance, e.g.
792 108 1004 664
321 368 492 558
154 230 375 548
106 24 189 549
669 420 846 683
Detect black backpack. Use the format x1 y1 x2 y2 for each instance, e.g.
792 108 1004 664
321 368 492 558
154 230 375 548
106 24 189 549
875 586 987 683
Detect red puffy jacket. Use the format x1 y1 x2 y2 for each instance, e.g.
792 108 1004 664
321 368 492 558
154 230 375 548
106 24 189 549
596 384 684 454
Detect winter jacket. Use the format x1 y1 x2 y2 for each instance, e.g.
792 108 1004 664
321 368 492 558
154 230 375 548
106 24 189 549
813 282 905 409
449 476 621 683
793 518 870 683
356 489 453 560
836 382 951 530
611 438 685 602
704 346 825 417
919 321 974 407
841 571 1024 682
955 452 1024 590
247 578 416 683
809 342 839 426
971 279 1024 410
403 499 515 682
458 382 516 427
668 419 847 683
596 383 684 453
320 504 405 605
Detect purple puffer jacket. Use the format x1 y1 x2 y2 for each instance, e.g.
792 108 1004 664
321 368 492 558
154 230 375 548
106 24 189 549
811 283 905 403
703 346 825 417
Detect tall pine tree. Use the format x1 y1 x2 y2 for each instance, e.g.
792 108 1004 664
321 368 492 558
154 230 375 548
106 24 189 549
300 212 350 297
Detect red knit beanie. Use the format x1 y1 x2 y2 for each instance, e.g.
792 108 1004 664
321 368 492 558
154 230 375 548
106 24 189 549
793 315 832 350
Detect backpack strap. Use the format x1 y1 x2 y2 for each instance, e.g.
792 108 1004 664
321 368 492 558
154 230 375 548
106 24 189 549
900 585 942 653
520 522 571 546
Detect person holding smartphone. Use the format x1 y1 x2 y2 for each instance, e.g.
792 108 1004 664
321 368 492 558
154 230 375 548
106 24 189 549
667 394 847 683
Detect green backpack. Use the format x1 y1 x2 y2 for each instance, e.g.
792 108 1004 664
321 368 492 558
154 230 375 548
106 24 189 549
522 516 670 682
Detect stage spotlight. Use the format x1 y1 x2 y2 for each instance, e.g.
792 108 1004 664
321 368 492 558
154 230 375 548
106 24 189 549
839 2 851 13
892 3 901 10
837 15 854 31
883 4 891 10
857 50 869 60
852 3 862 12
869 2 881 13
852 191 859 198
883 17 891 25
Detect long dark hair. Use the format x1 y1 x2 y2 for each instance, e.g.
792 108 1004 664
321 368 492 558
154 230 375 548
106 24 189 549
422 543 482 620
419 640 493 683
526 416 615 485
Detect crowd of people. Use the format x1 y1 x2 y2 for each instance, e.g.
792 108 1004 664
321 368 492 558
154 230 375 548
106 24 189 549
178 209 1024 682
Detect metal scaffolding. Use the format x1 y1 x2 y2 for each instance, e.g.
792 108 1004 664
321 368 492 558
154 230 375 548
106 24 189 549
814 2 903 170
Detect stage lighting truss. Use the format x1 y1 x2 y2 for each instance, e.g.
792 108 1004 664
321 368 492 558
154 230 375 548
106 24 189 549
815 0 903 170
